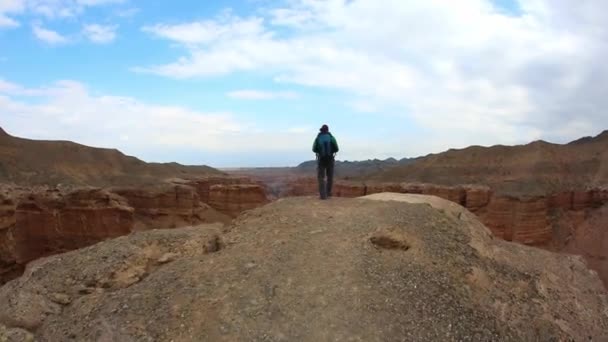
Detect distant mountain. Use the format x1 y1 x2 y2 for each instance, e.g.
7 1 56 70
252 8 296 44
296 157 419 178
0 127 222 186
368 130 608 195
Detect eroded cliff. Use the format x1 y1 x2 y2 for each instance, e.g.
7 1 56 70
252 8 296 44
0 178 269 285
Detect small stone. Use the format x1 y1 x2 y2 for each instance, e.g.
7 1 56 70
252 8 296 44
77 286 95 295
157 252 178 264
49 292 72 305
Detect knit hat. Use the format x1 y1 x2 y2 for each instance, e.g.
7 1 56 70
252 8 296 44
320 124 329 132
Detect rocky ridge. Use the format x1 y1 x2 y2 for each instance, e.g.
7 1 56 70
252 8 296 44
368 130 608 195
283 179 608 288
0 127 221 186
0 196 606 341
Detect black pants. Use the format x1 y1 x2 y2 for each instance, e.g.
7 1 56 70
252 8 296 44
317 156 334 199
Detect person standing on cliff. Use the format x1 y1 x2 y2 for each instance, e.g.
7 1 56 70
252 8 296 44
312 124 339 200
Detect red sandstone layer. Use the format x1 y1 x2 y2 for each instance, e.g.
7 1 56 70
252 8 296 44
0 177 270 285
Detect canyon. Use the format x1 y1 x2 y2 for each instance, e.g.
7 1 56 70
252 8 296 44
1 127 607 339
0 128 271 285
2 127 606 289
0 178 269 285
230 131 608 288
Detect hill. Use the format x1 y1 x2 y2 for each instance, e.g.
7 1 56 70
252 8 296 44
0 127 222 186
368 130 608 195
1 196 606 341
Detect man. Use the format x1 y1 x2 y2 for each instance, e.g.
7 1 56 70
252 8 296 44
312 124 339 200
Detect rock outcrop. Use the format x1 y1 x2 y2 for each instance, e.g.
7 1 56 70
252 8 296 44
208 184 269 217
556 203 608 287
0 178 268 285
111 184 230 230
179 177 270 217
0 193 19 285
13 188 134 265
281 179 608 288
1 197 606 341
284 179 607 244
475 196 550 244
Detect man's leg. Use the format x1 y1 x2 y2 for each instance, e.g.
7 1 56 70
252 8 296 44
317 160 327 199
327 157 334 197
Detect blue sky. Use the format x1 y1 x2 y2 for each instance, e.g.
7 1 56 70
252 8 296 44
1 0 607 167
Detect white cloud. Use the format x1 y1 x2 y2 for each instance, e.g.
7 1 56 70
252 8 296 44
116 7 138 17
1 0 125 24
0 0 25 13
0 79 21 92
0 77 514 165
77 0 125 5
0 79 242 151
138 0 608 151
83 23 117 43
0 15 20 27
32 23 68 44
227 89 298 100
348 100 377 113
142 16 267 46
0 79 327 164
0 0 24 28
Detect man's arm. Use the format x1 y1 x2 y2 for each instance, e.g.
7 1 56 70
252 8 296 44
312 137 319 153
331 135 339 153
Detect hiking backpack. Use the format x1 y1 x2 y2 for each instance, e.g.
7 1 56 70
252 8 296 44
317 133 334 158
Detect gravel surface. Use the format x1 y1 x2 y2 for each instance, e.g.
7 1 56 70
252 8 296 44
1 196 607 341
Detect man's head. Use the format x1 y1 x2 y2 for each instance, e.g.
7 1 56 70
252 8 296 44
320 124 329 133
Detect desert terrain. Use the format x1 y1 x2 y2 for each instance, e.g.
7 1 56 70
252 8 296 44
230 131 608 289
0 127 607 341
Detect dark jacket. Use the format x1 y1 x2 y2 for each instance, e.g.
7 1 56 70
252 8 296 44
312 132 339 156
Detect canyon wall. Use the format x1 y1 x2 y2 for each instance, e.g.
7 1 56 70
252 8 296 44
284 178 608 288
111 184 231 230
13 189 134 264
0 193 19 284
178 176 270 217
0 177 269 285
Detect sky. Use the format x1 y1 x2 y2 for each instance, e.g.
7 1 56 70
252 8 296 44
0 0 607 167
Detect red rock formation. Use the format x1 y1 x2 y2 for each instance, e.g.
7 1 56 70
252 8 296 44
560 205 608 287
0 178 269 285
333 181 366 197
464 187 492 210
281 178 604 248
421 185 466 205
282 178 317 197
208 184 269 217
180 176 253 203
366 183 404 194
110 185 230 230
475 196 551 244
0 193 19 284
548 191 574 210
178 177 270 217
12 189 134 264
